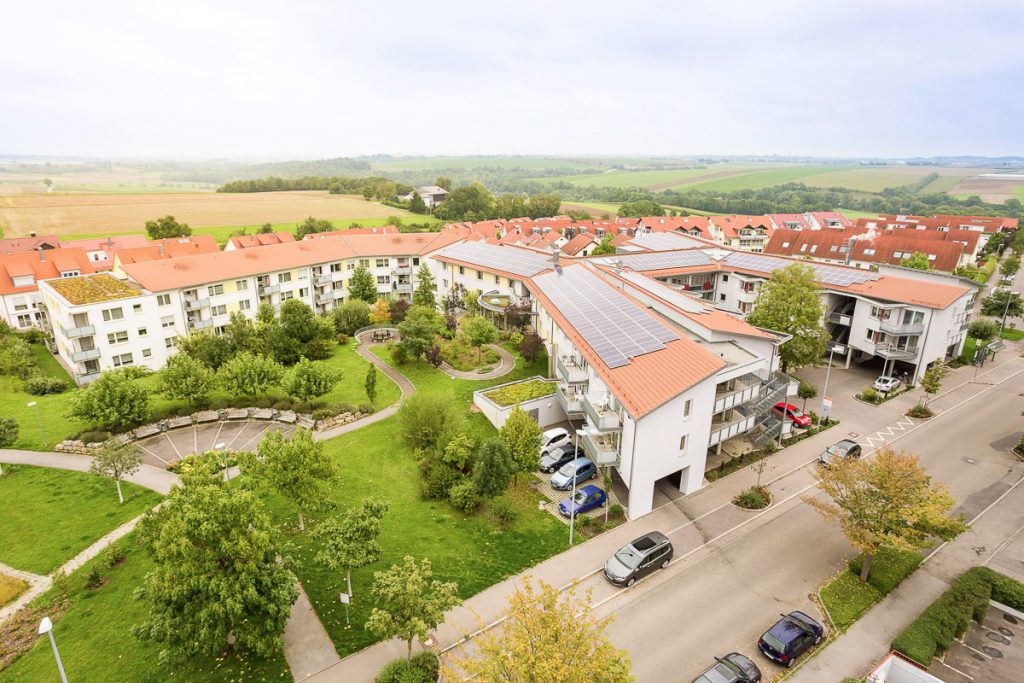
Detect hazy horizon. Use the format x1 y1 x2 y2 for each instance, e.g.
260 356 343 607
3 0 1022 159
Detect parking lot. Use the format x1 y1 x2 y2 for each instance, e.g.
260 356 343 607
930 603 1024 683
135 420 295 468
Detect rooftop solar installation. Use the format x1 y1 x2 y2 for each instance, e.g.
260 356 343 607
534 266 678 368
628 232 695 252
601 249 715 272
618 271 709 314
725 251 880 286
435 242 553 277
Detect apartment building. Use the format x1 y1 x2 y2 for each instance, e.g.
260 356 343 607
0 248 95 330
765 229 974 273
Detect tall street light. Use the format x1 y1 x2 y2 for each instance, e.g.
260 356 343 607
27 401 45 447
38 617 68 683
817 344 844 428
215 441 227 482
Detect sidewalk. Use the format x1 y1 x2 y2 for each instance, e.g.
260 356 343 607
0 449 177 494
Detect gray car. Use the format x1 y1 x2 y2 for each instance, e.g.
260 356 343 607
818 439 862 467
603 531 673 587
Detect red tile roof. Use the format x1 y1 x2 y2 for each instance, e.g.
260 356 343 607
0 248 96 295
301 225 399 239
116 236 220 265
0 235 62 253
848 235 966 272
561 233 596 256
228 232 295 249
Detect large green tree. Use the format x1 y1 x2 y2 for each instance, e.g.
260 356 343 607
981 288 1023 318
223 311 264 357
398 305 444 360
617 200 663 218
285 357 340 401
133 464 298 662
218 351 284 398
349 266 379 304
527 192 563 220
332 299 372 335
314 497 390 599
71 369 151 430
590 234 616 256
473 438 515 498
1001 254 1021 277
434 182 495 222
495 193 529 219
746 263 829 371
246 428 336 532
461 315 499 362
408 191 427 214
294 216 334 239
412 264 437 308
159 353 215 407
145 215 191 240
175 331 233 369
900 252 931 270
398 393 462 453
499 404 543 481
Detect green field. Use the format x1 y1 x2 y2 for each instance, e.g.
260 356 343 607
838 208 882 219
0 464 163 574
545 165 756 190
682 165 852 192
371 155 597 172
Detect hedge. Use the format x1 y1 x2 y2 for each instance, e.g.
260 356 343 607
891 566 1024 666
848 547 922 595
375 651 439 683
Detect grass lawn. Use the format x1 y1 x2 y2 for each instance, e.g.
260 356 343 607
821 548 922 632
0 532 289 682
837 208 882 220
0 573 28 608
261 346 567 658
1000 327 1024 341
0 464 163 575
440 338 500 372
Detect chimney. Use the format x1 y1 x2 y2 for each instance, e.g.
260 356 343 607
29 231 37 238
552 249 560 268
37 246 44 262
107 237 113 249
158 243 164 256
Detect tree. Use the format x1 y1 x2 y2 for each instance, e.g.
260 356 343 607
746 263 829 371
434 182 495 222
223 311 264 357
798 381 818 412
442 577 632 683
980 289 1023 318
218 351 284 399
461 315 499 362
159 353 215 408
71 369 151 430
0 417 17 448
503 301 532 330
268 300 335 364
145 215 191 240
518 331 545 363
527 192 563 220
499 404 542 481
294 216 333 239
247 428 336 532
332 299 371 335
42 177 52 188
175 331 233 369
370 298 392 325
89 438 142 504
349 266 379 304
967 318 998 341
473 439 515 498
412 264 437 308
900 252 931 270
441 433 475 472
617 199 663 217
1001 254 1021 278
591 234 616 256
408 191 427 214
314 497 389 600
435 176 452 191
496 193 529 219
919 362 947 406
286 358 340 401
258 223 274 234
364 363 378 406
389 299 410 323
804 447 967 583
134 466 298 661
398 305 444 360
365 556 461 659
398 394 462 452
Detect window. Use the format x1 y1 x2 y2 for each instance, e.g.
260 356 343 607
112 353 133 368
376 275 390 285
809 245 818 253
239 300 251 311
211 305 227 317
60 270 80 278
298 288 309 299
413 257 420 266
14 303 27 311
495 274 501 284
279 272 292 283
376 258 388 268
133 303 142 313
799 244 807 252
107 331 129 344
157 293 171 306
683 399 692 418
330 263 342 273
476 270 483 280
165 337 175 349
719 294 726 301
138 327 148 337
280 291 294 301
781 242 790 248
358 259 370 269
161 316 175 329
102 307 123 321
863 248 876 256
142 349 152 358
17 314 32 328
208 284 224 296
235 279 248 291
347 262 355 270
722 275 728 282
458 266 465 275
679 434 688 452
829 245 838 252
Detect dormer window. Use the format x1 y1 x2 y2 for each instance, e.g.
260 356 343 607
12 275 34 288
60 270 80 278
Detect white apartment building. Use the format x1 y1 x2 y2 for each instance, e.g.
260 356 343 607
0 248 95 331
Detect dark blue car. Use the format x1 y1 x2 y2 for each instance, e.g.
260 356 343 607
558 484 607 517
757 611 823 668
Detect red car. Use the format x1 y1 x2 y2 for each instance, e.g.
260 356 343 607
771 402 811 428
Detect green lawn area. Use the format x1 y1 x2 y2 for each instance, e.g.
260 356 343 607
0 531 288 682
0 464 163 574
821 548 922 632
837 208 882 220
1000 327 1024 341
261 346 567 657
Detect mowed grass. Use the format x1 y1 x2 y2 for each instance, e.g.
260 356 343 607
0 464 162 574
262 347 567 657
0 531 289 683
0 191 429 238
0 573 29 608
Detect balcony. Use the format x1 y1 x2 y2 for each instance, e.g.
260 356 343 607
873 343 918 360
393 282 414 292
316 272 344 286
258 283 281 295
65 324 95 338
71 347 100 362
826 311 852 326
317 290 344 305
582 393 621 432
556 356 588 384
713 373 763 414
190 318 215 330
555 387 585 418
709 406 757 447
77 370 100 384
579 429 620 466
879 319 925 335
393 264 412 274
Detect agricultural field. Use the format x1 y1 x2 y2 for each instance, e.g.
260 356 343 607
544 164 759 190
951 173 1024 203
0 166 216 196
0 191 427 238
370 155 598 172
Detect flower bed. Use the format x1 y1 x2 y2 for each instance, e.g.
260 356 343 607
482 378 556 407
856 384 915 405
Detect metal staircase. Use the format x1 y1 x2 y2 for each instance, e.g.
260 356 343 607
747 372 798 446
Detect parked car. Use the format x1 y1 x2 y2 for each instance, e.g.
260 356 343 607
558 484 608 517
770 402 811 428
818 439 862 467
550 457 598 490
603 531 673 587
872 376 901 393
540 427 571 456
692 653 762 683
757 611 824 668
540 444 579 474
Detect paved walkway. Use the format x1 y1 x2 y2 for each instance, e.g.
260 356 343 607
0 449 177 494
438 343 515 380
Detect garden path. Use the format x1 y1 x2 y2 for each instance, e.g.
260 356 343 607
438 343 515 380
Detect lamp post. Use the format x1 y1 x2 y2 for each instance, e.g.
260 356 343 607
38 617 68 683
817 344 844 428
27 401 45 447
999 290 1018 336
569 431 583 547
215 441 227 482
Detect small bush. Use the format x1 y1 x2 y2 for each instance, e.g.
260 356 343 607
375 652 438 683
389 344 408 365
272 399 293 411
254 397 274 409
420 461 464 500
51 570 71 599
336 333 349 346
84 564 103 589
733 486 770 510
335 402 356 415
487 496 519 525
102 542 125 568
358 403 375 415
906 404 934 418
118 366 152 380
608 503 625 518
449 480 481 512
209 397 230 410
0 417 19 448
24 375 68 395
78 430 111 444
859 387 881 404
509 332 524 348
849 547 923 595
312 407 337 421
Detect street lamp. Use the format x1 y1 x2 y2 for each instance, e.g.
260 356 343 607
817 344 845 428
569 431 583 547
214 441 227 482
38 617 68 683
27 401 45 447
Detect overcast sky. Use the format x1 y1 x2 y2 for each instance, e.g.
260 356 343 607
2 0 1022 160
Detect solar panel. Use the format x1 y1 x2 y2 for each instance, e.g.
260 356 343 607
436 242 553 277
628 233 696 252
618 271 709 314
724 252 880 286
534 266 678 368
605 249 715 272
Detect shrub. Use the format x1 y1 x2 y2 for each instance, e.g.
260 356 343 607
398 394 462 452
272 399 293 411
255 397 274 408
860 387 880 403
51 569 71 599
335 402 356 415
733 486 770 510
118 366 152 380
312 407 337 421
967 318 999 342
906 404 934 418
487 496 519 525
509 331 524 348
24 374 67 395
608 503 625 518
336 333 349 345
375 652 439 683
848 547 922 595
448 480 481 512
358 403 375 415
103 542 125 568
78 430 111 444
420 461 464 500
84 564 103 589
389 343 408 365
0 417 18 448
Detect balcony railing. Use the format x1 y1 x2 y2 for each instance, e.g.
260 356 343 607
65 324 95 338
709 406 757 447
316 272 344 286
873 343 917 360
826 311 852 326
393 282 414 292
71 347 100 362
582 393 621 432
879 320 925 335
77 370 100 384
556 356 588 384
184 298 203 311
259 283 281 295
579 429 620 466
190 318 215 330
555 387 584 417
393 264 412 274
713 373 763 414
317 290 344 305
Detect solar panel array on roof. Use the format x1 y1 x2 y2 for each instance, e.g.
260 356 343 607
628 233 695 252
605 249 715 272
534 266 678 368
725 251 880 286
436 242 553 277
618 271 708 314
